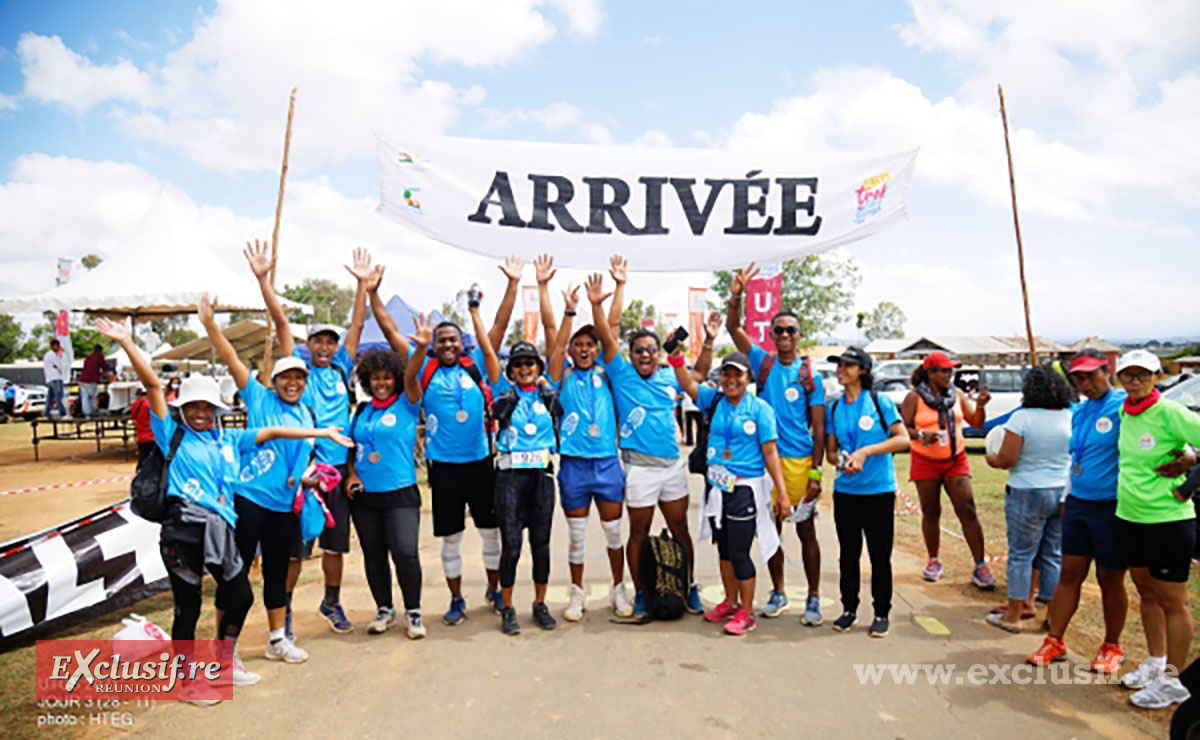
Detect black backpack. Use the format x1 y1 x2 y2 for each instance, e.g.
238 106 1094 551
687 392 722 475
129 424 186 522
639 528 689 621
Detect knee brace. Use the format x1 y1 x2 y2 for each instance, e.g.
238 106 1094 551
479 527 501 571
567 517 588 565
440 532 464 579
602 518 623 550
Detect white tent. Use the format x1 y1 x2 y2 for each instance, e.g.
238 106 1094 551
0 191 310 318
155 319 309 364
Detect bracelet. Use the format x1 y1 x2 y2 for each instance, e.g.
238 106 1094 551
564 311 577 317
807 468 823 482
667 354 686 368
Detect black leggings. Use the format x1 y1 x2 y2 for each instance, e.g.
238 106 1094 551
160 532 252 641
350 499 422 611
494 468 555 589
708 484 757 581
234 496 298 610
833 491 895 618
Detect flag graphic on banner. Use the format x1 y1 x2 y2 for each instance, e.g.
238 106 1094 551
745 263 782 353
522 285 539 345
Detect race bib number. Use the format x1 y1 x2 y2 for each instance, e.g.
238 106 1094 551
707 464 736 492
511 449 551 469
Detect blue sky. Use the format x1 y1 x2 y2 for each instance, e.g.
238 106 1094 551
0 0 1196 342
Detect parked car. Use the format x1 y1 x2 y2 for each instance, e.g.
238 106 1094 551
812 360 840 400
1163 374 1200 412
874 359 921 383
957 365 1030 436
1 377 47 420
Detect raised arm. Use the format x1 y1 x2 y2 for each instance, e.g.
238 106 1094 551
691 310 720 380
95 317 166 419
468 287 502 383
669 347 699 400
198 292 251 390
549 284 579 383
586 273 617 363
244 239 295 356
534 253 558 353
607 254 627 333
404 313 433 403
341 246 374 358
488 255 523 351
725 261 758 354
364 265 409 357
258 425 353 448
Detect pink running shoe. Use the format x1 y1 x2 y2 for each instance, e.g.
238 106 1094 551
704 601 738 623
723 608 757 636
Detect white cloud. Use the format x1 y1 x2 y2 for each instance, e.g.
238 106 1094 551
545 0 605 36
0 93 17 112
483 101 583 131
632 129 672 148
580 121 613 145
18 33 154 113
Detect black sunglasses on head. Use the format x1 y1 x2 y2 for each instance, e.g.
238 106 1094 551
773 326 799 336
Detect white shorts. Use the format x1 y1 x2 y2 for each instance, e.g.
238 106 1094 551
624 457 689 508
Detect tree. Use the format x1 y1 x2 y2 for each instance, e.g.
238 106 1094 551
80 254 103 271
857 300 906 341
711 253 860 344
618 299 667 342
439 301 466 329
281 278 354 326
163 327 200 347
227 310 266 324
504 318 525 349
0 314 23 363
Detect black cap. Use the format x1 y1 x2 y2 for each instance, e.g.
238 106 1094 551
827 346 873 371
719 351 751 373
506 342 544 377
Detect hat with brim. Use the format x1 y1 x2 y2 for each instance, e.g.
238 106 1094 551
170 376 229 410
826 346 873 371
923 351 961 370
1116 349 1161 375
271 356 310 381
1069 350 1108 374
307 324 342 341
506 342 545 378
719 352 751 373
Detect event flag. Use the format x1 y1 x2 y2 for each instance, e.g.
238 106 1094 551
745 263 783 353
377 134 916 271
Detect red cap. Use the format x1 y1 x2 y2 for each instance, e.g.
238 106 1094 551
923 352 961 370
1069 353 1108 374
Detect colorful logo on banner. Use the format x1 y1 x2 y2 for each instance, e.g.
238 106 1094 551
854 172 890 224
745 263 782 353
402 187 422 214
397 151 431 171
36 640 233 701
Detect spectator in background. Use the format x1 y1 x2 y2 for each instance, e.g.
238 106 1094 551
129 387 155 463
165 377 181 403
3 380 15 417
42 339 66 417
79 344 108 418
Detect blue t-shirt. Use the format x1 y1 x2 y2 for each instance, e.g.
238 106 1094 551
420 346 490 463
493 376 557 454
1069 390 1124 500
151 411 256 527
1005 407 1072 489
241 378 315 512
350 397 421 492
749 346 826 458
828 391 901 494
606 355 682 459
697 387 777 478
297 345 354 466
554 366 617 459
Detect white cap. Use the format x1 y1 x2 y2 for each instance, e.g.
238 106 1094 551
270 356 310 381
307 324 342 341
1116 349 1162 375
170 376 229 410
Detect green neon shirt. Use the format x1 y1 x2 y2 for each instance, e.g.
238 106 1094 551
1116 398 1200 524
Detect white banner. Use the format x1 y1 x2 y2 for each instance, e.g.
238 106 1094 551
377 134 917 272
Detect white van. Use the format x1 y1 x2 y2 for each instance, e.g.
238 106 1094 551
957 366 1029 435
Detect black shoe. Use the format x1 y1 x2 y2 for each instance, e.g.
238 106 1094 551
832 611 857 632
532 601 557 631
868 616 889 638
501 606 520 636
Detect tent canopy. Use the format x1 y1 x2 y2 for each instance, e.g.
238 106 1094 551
0 191 310 318
293 294 462 360
156 319 308 364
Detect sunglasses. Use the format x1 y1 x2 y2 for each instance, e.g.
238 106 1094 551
772 326 799 336
631 346 659 356
510 359 538 369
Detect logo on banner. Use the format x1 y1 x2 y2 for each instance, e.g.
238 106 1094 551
36 640 233 701
854 172 890 224
403 187 423 214
397 151 431 171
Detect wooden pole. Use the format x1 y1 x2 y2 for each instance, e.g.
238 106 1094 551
261 87 297 379
998 84 1038 367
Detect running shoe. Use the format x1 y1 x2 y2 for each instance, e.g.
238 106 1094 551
1027 636 1068 666
444 596 467 625
231 655 260 686
868 616 889 638
1130 676 1190 709
1091 643 1124 674
318 601 354 633
532 602 558 631
723 608 757 636
921 558 944 582
760 590 789 618
801 595 823 626
564 584 586 622
611 582 634 618
971 563 997 590
405 611 427 639
368 606 397 634
1121 658 1164 690
179 682 221 706
832 611 857 632
500 606 520 636
284 604 296 642
686 584 704 615
264 636 308 663
487 589 504 615
704 601 738 623
633 591 648 619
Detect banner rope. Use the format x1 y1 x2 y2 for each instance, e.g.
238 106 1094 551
0 475 133 497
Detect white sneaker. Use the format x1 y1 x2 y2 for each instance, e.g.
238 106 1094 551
611 581 633 618
179 682 221 706
564 584 587 622
264 636 308 663
368 607 397 635
405 611 427 640
1130 676 1190 709
1121 658 1164 690
231 655 260 686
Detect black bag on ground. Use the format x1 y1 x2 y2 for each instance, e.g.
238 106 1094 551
639 528 689 621
129 425 185 522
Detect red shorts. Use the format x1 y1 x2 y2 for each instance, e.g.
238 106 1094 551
909 450 971 482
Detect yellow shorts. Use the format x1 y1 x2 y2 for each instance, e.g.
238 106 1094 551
772 456 814 507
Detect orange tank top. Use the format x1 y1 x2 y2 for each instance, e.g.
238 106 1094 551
910 392 966 460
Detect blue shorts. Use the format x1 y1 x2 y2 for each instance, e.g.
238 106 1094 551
1061 495 1126 570
557 455 624 510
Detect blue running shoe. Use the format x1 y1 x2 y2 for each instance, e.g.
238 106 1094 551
761 590 789 618
486 590 504 615
802 595 823 626
633 591 648 619
284 605 296 642
686 584 704 615
318 601 353 633
444 596 467 625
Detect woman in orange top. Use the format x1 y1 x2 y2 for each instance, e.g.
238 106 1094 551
900 352 994 589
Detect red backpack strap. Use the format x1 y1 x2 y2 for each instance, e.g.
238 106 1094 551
800 355 816 393
757 353 775 389
419 357 439 392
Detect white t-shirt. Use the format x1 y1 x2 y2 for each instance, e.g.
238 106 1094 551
1004 407 1072 489
43 350 64 383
